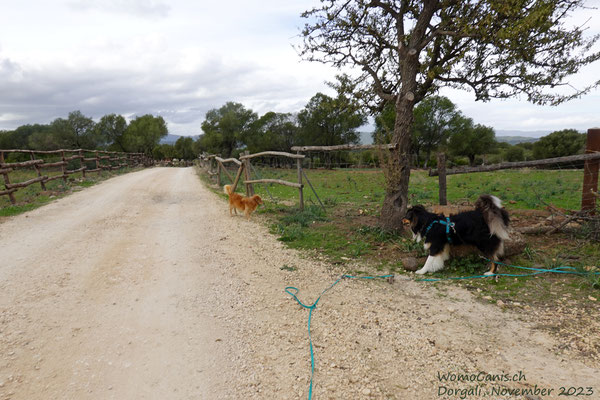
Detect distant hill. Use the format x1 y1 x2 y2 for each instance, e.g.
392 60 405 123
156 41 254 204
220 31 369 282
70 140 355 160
160 130 547 147
360 130 547 145
496 129 549 142
496 136 539 145
160 134 200 144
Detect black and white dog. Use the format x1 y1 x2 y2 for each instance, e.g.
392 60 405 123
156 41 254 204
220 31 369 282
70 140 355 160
403 195 510 275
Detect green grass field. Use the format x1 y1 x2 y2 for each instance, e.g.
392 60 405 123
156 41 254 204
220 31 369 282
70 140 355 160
211 165 599 301
245 167 584 211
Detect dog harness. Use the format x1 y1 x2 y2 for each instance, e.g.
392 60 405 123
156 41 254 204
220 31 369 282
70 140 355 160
424 217 456 244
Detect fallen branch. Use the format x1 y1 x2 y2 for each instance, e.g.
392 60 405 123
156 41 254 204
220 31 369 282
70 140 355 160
546 214 580 235
516 224 554 235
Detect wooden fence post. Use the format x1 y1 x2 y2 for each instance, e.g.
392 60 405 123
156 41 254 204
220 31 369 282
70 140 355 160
217 161 222 186
232 163 244 192
61 150 67 184
297 152 304 210
582 128 600 212
30 151 47 191
0 151 17 204
79 150 86 179
243 151 254 197
437 152 447 206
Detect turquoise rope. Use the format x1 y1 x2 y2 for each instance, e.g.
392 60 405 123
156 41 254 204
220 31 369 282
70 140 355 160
285 274 393 400
286 262 599 398
491 259 599 275
416 258 600 282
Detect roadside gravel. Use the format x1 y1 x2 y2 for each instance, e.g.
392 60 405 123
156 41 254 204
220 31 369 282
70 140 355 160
0 167 598 399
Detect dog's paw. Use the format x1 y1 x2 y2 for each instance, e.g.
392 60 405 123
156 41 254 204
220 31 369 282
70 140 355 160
415 268 427 275
484 271 495 276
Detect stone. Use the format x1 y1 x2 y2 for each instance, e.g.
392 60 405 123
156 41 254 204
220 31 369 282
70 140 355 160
401 257 420 272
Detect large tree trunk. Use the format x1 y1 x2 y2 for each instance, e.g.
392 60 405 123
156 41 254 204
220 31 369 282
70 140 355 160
379 95 415 231
377 1 436 231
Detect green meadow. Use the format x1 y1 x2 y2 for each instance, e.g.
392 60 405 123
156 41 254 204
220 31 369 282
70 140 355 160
209 165 599 300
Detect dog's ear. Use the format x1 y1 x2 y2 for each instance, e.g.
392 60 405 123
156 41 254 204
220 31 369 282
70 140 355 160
405 205 425 216
403 208 415 225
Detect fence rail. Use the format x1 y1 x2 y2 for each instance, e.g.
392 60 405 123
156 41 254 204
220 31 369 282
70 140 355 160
429 152 600 177
199 151 311 210
430 128 600 211
198 128 600 214
0 149 147 205
290 144 396 152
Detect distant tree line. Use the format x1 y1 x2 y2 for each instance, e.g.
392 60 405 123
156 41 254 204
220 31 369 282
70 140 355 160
197 75 366 159
0 76 367 163
0 90 586 166
0 111 171 157
373 95 587 168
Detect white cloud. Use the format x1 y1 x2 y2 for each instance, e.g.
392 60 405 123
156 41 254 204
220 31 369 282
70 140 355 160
67 0 171 18
0 1 598 136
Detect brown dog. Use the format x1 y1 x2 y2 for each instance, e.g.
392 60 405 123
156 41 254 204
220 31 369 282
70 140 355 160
224 185 263 220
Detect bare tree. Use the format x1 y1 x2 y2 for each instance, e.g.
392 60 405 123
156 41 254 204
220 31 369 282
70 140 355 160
300 0 600 229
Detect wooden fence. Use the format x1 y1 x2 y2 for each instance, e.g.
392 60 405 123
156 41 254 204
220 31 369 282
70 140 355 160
239 151 306 208
430 128 600 211
214 156 242 187
290 143 397 169
198 129 600 213
0 149 147 204
198 154 217 176
199 150 312 210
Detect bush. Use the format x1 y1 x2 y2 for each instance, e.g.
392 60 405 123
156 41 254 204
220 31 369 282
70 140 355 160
532 129 585 159
504 146 525 162
449 156 469 166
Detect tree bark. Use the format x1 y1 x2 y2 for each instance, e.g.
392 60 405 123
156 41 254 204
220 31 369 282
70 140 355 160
379 93 415 230
377 1 436 231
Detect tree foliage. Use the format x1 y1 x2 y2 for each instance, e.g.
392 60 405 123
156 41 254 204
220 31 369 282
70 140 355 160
412 96 462 165
200 102 257 157
448 121 498 166
153 143 177 160
174 136 196 160
0 124 52 150
123 114 168 154
532 129 586 159
300 0 600 229
503 145 526 162
297 91 366 146
245 112 299 153
96 114 128 151
373 102 395 145
50 111 97 149
375 95 467 166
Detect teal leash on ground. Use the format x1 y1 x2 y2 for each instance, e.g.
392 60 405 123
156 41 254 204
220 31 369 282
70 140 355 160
286 262 599 398
489 259 600 276
284 273 393 400
415 258 600 282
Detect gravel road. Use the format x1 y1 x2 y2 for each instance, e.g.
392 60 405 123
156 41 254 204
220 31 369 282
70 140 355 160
0 167 598 400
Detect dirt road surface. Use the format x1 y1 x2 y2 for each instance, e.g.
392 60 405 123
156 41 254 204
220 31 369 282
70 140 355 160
1 167 598 400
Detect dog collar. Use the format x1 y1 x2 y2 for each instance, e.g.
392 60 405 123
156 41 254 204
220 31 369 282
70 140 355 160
424 217 456 244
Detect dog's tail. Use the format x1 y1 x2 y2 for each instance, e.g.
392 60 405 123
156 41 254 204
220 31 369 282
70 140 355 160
224 185 233 195
475 195 510 240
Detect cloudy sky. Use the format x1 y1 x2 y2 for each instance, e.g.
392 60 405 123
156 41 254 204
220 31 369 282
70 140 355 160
1 0 599 138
